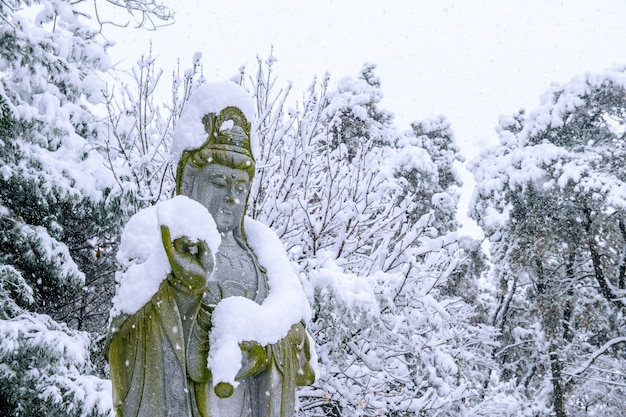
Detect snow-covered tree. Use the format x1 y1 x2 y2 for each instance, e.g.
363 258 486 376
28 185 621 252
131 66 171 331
101 48 204 209
246 61 493 416
470 67 626 416
407 116 463 233
0 0 132 414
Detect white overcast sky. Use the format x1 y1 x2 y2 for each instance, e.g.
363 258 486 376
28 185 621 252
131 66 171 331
101 0 626 235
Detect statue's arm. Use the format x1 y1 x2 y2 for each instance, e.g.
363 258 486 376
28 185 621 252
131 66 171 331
161 225 215 382
187 301 213 383
286 321 316 386
236 322 315 384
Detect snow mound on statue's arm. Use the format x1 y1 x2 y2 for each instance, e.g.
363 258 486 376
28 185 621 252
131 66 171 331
208 217 313 387
110 195 220 317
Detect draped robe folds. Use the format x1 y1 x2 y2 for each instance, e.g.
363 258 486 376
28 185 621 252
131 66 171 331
107 227 315 417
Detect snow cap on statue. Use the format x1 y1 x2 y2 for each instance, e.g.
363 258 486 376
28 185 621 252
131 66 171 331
172 81 256 163
172 81 257 196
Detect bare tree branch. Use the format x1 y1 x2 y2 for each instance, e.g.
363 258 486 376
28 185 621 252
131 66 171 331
93 0 174 31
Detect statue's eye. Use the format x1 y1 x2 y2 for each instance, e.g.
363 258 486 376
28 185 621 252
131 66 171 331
210 177 227 187
236 184 248 193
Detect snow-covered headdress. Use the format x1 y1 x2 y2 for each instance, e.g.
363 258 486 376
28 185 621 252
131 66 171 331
172 81 256 195
175 105 255 197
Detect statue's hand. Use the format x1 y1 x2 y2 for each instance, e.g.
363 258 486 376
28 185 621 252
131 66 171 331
237 341 269 379
213 342 268 399
161 225 214 293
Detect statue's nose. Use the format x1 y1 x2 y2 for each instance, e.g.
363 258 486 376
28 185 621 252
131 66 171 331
224 185 237 203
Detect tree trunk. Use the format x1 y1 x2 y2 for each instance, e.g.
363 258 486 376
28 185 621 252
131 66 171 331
550 350 567 417
588 236 625 309
584 208 624 309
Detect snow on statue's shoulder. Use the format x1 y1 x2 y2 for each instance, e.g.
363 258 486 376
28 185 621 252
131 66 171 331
208 216 312 388
110 196 220 318
172 81 255 162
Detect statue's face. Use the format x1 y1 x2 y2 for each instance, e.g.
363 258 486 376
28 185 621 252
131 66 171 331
191 164 250 233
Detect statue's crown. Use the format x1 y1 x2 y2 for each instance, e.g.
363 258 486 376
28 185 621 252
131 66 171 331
196 106 253 162
175 100 256 196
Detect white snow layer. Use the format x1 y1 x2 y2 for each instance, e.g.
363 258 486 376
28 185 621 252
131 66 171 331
110 195 220 317
171 81 256 162
208 217 312 387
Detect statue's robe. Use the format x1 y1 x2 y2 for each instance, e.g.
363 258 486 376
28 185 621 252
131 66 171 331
108 279 202 417
107 227 315 417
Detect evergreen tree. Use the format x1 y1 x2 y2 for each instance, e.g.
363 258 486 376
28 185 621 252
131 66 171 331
470 67 626 416
0 0 130 414
407 115 463 233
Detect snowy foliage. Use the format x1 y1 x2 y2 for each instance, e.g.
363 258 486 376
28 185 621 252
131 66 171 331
100 49 206 208
0 313 112 416
244 59 491 416
470 67 626 416
0 0 132 414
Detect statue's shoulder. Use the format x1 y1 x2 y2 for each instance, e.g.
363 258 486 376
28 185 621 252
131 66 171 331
243 217 287 258
243 216 273 237
244 216 280 242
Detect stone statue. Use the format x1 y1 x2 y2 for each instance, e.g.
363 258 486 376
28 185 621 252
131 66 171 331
107 85 315 417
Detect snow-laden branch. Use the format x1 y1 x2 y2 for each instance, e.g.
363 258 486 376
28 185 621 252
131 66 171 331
568 337 626 376
562 372 626 388
346 341 382 372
